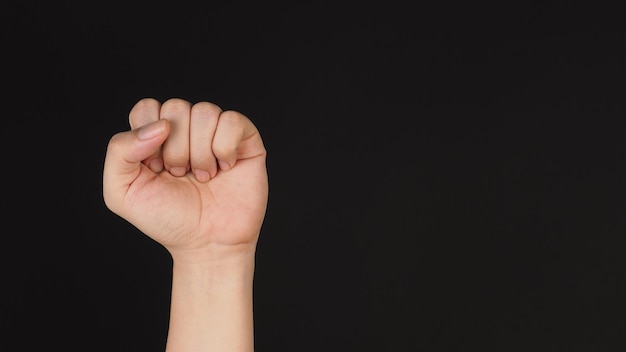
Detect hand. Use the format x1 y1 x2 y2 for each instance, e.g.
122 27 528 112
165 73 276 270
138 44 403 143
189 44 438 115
102 98 268 260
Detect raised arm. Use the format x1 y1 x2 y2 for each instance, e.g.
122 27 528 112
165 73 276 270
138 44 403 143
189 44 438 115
102 97 268 351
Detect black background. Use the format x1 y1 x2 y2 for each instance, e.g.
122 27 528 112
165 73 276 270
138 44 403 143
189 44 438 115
2 1 626 351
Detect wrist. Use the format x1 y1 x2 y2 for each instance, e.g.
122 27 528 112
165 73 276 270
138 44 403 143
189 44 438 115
169 243 257 287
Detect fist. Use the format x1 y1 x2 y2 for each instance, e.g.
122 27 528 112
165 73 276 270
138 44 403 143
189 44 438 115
102 98 268 256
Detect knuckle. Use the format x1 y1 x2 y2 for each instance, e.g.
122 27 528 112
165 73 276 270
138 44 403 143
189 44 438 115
128 98 160 126
192 101 222 118
212 141 234 158
161 98 191 115
135 97 160 109
220 110 243 124
163 149 188 161
106 132 125 153
191 154 214 167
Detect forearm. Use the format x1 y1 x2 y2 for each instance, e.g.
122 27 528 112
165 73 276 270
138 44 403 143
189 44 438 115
165 246 256 352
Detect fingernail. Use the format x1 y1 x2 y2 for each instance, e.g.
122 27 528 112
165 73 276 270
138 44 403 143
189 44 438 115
218 160 232 171
194 169 210 182
209 166 218 179
138 120 166 140
169 166 187 176
149 158 164 172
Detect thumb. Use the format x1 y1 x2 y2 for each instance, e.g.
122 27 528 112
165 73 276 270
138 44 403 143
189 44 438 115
103 119 170 211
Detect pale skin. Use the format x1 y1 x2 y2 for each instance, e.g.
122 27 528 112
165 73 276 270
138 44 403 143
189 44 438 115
102 97 268 352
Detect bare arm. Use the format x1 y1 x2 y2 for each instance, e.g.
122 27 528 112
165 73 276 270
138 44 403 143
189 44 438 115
102 97 268 351
166 248 256 352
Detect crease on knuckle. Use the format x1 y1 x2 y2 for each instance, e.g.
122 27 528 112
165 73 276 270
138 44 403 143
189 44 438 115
192 102 222 118
220 110 243 124
161 98 191 115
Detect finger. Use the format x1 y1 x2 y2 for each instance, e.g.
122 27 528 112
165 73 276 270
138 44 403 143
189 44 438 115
212 110 266 172
103 119 170 214
128 98 164 172
189 101 221 182
160 98 192 177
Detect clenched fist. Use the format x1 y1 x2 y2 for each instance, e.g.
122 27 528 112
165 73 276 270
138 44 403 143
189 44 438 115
102 97 268 260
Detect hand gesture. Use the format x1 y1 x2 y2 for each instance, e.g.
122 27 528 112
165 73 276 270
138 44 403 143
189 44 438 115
102 98 268 259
